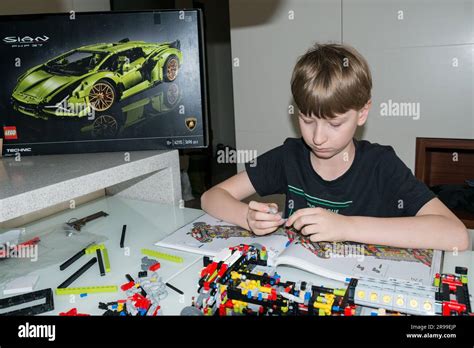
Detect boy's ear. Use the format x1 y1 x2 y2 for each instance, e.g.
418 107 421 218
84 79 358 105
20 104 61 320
357 100 371 126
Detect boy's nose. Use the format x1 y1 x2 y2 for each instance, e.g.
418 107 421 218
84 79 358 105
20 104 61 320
313 126 327 146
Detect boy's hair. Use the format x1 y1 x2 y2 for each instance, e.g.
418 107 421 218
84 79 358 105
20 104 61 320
291 43 372 119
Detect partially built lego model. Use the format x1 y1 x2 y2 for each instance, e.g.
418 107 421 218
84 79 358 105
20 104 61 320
181 243 472 316
182 244 356 316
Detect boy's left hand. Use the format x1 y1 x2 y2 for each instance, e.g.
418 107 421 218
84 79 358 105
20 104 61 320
285 207 352 242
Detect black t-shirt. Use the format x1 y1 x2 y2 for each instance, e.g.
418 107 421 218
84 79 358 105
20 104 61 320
245 138 435 219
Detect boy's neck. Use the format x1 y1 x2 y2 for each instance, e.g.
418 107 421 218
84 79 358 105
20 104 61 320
310 139 356 181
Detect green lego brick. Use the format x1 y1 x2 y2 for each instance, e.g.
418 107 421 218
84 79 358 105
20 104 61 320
141 248 183 263
102 248 111 273
85 243 105 254
55 285 118 295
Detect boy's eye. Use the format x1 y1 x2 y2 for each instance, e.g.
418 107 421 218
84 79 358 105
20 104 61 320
300 116 313 124
330 123 342 128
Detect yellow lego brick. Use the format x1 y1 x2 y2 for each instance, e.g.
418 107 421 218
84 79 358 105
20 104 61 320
55 285 118 295
141 249 183 263
85 244 105 254
102 248 111 272
314 302 331 311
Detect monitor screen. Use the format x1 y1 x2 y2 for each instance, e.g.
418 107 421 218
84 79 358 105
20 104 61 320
0 10 208 156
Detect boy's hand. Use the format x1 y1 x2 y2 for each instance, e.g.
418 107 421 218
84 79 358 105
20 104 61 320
285 207 352 242
246 201 286 235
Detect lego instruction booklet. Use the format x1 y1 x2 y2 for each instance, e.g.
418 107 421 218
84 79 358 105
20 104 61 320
156 214 442 286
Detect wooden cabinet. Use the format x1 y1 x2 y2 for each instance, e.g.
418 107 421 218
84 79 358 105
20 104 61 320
415 138 474 228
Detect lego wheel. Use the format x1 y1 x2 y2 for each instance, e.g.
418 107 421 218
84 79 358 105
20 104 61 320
91 114 119 138
164 82 180 107
163 55 179 82
89 80 116 112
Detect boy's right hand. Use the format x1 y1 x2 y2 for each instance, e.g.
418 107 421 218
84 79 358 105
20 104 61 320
246 201 286 235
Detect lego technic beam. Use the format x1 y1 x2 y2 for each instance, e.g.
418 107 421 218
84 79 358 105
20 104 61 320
0 288 54 316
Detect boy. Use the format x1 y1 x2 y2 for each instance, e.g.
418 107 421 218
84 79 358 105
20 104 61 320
201 43 469 251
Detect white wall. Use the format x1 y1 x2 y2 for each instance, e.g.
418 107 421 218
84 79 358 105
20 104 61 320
0 0 110 14
343 0 474 169
230 0 342 175
230 0 474 172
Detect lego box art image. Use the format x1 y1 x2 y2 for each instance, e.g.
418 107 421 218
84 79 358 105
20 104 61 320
0 10 208 156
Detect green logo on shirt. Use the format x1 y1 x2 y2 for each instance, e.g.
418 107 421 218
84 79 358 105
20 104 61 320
287 184 353 215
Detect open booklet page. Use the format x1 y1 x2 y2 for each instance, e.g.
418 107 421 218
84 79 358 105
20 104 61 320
276 229 442 286
155 213 289 264
156 213 441 285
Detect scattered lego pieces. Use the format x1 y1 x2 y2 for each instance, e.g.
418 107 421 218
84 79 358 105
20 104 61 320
99 270 168 316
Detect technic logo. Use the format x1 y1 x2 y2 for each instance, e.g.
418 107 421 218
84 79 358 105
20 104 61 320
6 148 31 153
3 35 49 44
3 126 18 140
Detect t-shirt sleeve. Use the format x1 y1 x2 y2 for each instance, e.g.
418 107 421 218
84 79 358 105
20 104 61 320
376 147 436 216
244 143 287 196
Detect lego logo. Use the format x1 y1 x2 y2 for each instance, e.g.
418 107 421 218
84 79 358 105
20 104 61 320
3 126 18 140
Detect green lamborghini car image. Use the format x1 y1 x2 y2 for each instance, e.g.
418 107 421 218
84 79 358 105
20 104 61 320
11 38 183 118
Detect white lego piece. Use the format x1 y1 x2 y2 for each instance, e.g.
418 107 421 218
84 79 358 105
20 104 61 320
214 247 233 263
224 250 243 267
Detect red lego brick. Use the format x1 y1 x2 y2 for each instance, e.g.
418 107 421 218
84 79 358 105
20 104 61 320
121 281 135 291
218 264 228 276
149 262 161 272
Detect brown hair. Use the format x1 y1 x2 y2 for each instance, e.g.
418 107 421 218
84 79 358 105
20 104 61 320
291 43 372 119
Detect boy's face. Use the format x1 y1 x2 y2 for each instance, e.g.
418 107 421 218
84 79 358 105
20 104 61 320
298 101 371 159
